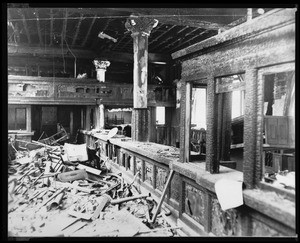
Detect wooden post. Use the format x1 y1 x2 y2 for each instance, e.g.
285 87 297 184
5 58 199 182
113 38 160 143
70 110 74 136
99 104 105 130
184 82 191 163
244 69 259 188
26 105 32 132
206 75 219 173
165 107 173 145
125 15 158 142
149 106 157 143
217 92 232 162
85 106 91 130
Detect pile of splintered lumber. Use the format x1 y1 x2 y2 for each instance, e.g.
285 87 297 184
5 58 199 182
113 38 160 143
8 138 183 238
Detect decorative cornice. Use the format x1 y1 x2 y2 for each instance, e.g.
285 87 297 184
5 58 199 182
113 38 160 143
125 14 158 37
93 59 111 70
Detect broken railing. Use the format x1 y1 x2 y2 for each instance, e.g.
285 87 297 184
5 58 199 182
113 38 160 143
79 129 296 237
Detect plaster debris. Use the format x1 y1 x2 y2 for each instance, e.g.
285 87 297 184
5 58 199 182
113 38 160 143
8 138 180 237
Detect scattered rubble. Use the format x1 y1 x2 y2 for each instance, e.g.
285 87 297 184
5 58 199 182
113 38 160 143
8 137 181 238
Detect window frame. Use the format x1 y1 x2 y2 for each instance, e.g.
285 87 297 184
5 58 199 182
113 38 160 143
257 62 295 194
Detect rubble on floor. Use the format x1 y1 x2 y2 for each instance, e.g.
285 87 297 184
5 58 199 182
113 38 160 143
8 138 181 238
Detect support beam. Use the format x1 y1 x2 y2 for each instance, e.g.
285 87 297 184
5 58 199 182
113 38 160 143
72 13 84 46
125 15 158 142
81 15 97 47
35 9 43 46
243 69 259 189
206 75 219 173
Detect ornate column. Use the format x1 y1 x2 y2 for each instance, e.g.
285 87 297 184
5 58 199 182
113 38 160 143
93 59 110 82
93 59 110 130
125 14 158 142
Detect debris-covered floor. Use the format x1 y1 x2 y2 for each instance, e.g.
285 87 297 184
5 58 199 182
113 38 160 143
8 138 183 238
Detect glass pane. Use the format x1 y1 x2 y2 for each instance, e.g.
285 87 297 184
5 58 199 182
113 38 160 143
191 88 206 130
156 106 165 125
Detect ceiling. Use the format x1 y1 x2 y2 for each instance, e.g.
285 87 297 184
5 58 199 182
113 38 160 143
6 7 273 56
6 5 274 81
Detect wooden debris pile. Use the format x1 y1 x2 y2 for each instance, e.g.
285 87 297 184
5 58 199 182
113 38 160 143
8 138 182 237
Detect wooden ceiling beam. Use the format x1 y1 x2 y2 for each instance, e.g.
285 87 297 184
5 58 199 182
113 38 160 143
49 9 54 46
148 25 176 46
98 50 170 63
72 13 84 46
61 9 68 46
160 27 193 51
81 15 97 47
18 9 31 44
8 44 97 59
151 36 175 52
34 9 43 46
8 45 170 63
104 8 231 30
168 29 212 53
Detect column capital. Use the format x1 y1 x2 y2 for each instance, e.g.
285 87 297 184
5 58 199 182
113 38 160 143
125 14 158 36
93 59 110 70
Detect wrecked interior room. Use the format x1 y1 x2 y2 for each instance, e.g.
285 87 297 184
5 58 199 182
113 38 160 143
6 4 296 238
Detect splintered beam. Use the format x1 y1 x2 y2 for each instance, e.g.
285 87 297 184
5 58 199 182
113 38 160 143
72 13 84 46
91 18 111 50
81 15 97 47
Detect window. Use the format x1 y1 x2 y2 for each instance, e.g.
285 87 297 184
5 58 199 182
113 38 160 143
257 63 295 193
156 106 165 125
190 85 207 162
8 106 26 130
215 73 245 171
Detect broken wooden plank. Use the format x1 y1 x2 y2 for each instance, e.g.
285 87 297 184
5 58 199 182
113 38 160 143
91 194 111 220
110 193 150 205
77 164 102 175
150 170 174 223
